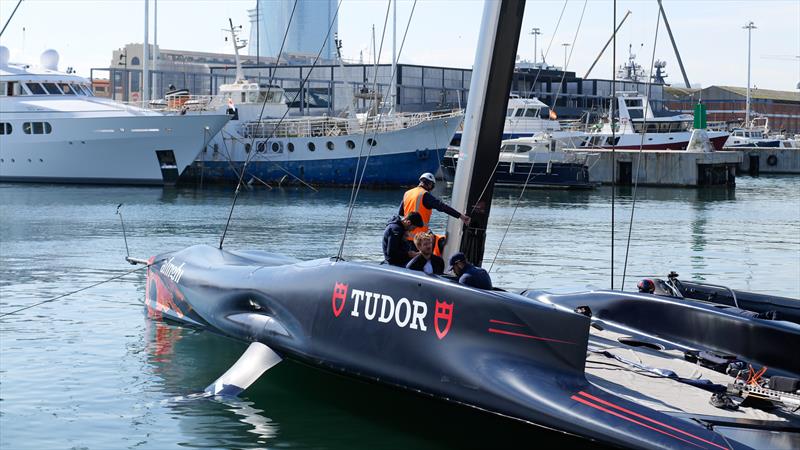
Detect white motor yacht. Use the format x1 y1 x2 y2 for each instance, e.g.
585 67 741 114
0 47 229 185
580 92 729 151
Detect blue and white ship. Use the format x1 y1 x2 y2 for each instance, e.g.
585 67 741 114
160 22 462 187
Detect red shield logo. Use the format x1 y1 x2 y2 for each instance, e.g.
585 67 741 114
434 300 454 340
331 282 348 317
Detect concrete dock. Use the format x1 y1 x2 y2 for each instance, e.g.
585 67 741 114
572 149 742 187
734 147 800 175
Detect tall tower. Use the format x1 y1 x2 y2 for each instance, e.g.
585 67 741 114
248 0 338 61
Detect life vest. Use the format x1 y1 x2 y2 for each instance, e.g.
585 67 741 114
402 186 432 238
433 234 446 257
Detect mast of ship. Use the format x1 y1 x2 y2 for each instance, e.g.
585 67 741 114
227 18 247 83
743 21 756 125
444 0 526 266
143 0 149 103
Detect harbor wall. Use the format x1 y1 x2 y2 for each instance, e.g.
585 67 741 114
735 147 800 175
572 149 742 187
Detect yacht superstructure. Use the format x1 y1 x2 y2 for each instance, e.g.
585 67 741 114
0 48 229 185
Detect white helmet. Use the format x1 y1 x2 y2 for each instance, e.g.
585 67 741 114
419 172 436 184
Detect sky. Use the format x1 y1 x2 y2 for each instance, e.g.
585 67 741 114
1 0 798 91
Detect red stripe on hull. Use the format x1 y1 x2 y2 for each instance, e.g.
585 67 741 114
571 395 707 449
487 327 575 344
577 391 729 450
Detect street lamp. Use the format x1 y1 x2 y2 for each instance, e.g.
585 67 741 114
530 28 541 65
743 21 756 124
561 43 571 70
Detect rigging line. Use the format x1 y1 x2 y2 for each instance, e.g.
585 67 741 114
548 0 588 112
621 9 662 290
0 263 154 319
219 0 342 249
525 0 570 97
337 0 419 260
487 158 539 273
218 0 299 249
338 0 395 260
224 130 317 191
610 0 617 290
0 0 23 38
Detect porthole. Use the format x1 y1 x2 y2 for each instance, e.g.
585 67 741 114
326 141 334 151
44 122 52 134
287 142 295 152
367 138 377 147
11 158 15 162
27 158 31 162
346 140 355 149
39 158 43 162
245 143 252 153
308 142 316 151
257 142 266 153
272 142 282 153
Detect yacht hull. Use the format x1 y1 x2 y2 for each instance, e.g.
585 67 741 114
0 115 229 185
183 115 462 187
143 244 781 449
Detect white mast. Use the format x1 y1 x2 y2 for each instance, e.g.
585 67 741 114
153 0 158 99
227 19 247 83
443 0 503 262
743 21 756 125
391 0 397 111
143 0 149 103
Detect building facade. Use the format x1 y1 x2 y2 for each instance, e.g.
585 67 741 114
662 85 800 134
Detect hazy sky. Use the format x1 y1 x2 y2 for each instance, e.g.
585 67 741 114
1 0 798 90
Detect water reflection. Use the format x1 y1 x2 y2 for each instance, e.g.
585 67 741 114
142 316 601 449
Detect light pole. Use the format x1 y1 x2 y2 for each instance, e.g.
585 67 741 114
561 42 571 70
743 21 756 125
118 50 128 101
530 27 541 64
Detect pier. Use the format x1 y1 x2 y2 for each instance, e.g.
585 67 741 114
735 147 800 175
575 149 742 187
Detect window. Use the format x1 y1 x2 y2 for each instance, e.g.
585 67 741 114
0 82 6 97
22 122 51 134
367 138 376 147
514 109 525 117
346 140 355 149
524 108 538 118
59 83 76 95
42 83 62 95
516 145 532 153
308 142 315 151
287 142 295 152
130 56 140 66
26 83 46 95
624 99 642 107
500 144 515 153
326 141 334 150
0 123 11 134
257 142 266 153
506 108 514 117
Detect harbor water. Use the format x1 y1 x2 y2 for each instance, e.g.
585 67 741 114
1 176 799 449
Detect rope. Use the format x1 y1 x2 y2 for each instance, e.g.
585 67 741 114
219 0 342 249
547 0 588 112
610 1 617 290
0 263 153 319
487 159 538 273
218 0 299 249
621 10 662 290
336 0 418 260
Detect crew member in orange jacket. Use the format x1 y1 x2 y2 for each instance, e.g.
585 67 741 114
399 173 470 242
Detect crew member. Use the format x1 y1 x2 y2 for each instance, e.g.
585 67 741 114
382 212 424 267
406 232 445 275
400 173 470 241
448 252 492 289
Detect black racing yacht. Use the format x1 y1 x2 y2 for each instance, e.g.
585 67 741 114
135 1 800 449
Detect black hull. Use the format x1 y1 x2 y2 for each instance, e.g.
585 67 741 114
143 245 800 449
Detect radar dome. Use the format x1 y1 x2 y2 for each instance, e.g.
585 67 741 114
40 49 59 70
0 46 9 67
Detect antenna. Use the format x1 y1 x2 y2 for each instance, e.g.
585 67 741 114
225 18 248 82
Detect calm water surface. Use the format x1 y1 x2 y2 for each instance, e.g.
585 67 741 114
1 177 798 449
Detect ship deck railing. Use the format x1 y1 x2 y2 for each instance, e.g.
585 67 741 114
239 110 463 139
